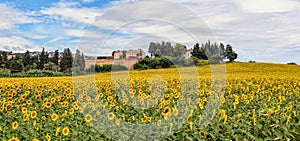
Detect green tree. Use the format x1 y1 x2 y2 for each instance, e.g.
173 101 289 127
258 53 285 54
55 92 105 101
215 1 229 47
174 43 187 57
23 50 32 69
1 51 8 68
191 43 207 60
60 48 73 73
74 50 85 72
38 48 47 70
44 62 59 72
9 55 23 73
51 50 59 65
224 44 238 62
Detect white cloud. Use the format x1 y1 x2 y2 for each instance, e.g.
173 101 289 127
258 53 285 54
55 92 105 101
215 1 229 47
0 36 40 52
82 0 96 3
0 3 39 30
234 0 298 13
40 1 102 24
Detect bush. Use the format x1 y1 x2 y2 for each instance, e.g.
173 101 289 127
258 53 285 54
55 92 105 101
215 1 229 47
0 68 11 77
196 60 209 66
5 69 68 77
134 57 174 70
112 65 128 71
134 63 150 70
287 62 297 65
208 55 223 64
94 64 128 73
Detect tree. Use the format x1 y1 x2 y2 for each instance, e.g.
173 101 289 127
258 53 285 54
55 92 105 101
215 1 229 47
1 51 8 68
23 50 32 69
191 43 207 60
38 48 47 70
44 62 59 72
219 43 225 58
0 53 2 67
51 50 59 65
174 43 187 57
60 48 73 73
74 50 85 72
224 44 238 62
9 55 23 73
148 42 158 57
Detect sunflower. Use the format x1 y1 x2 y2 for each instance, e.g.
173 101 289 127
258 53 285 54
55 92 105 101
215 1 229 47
51 113 58 121
23 113 30 121
12 121 18 129
199 130 205 138
69 108 74 115
21 107 28 113
50 98 56 103
189 122 193 130
107 113 115 120
62 127 70 136
237 114 242 122
32 138 40 141
33 120 37 126
85 114 92 123
141 117 147 123
115 119 120 126
55 127 61 136
45 134 51 141
162 107 171 118
26 100 32 105
35 95 41 100
44 102 51 108
223 115 228 125
31 111 37 119
157 120 161 127
9 137 19 141
5 104 13 111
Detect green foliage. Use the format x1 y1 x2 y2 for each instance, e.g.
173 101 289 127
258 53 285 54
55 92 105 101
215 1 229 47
38 48 48 69
148 41 174 57
92 64 128 73
224 44 238 62
22 50 32 70
3 69 67 77
0 68 11 77
134 57 174 70
60 48 73 73
171 57 195 67
191 43 208 60
191 41 238 64
9 55 23 73
44 62 60 72
208 54 223 64
50 49 59 65
287 62 297 65
73 50 85 72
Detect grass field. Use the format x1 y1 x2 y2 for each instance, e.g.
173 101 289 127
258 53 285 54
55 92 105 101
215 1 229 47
0 62 299 140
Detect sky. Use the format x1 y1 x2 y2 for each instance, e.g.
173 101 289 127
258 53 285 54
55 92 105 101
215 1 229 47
0 0 299 64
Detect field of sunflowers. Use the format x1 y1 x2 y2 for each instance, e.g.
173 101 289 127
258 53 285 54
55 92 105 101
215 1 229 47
0 62 299 141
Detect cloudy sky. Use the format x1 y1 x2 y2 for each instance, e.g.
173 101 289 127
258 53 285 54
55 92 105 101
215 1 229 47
0 0 299 63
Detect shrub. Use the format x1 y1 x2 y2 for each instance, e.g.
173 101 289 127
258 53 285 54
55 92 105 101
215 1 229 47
287 62 297 65
0 68 11 77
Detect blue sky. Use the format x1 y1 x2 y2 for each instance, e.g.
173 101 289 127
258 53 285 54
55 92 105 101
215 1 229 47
0 0 299 64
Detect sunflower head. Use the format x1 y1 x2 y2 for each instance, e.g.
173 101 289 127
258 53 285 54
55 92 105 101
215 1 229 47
62 127 70 136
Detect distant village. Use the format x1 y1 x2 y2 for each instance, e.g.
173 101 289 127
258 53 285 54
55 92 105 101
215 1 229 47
3 48 194 70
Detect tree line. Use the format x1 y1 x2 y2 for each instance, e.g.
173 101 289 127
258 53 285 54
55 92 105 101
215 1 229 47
0 48 85 76
134 41 238 70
